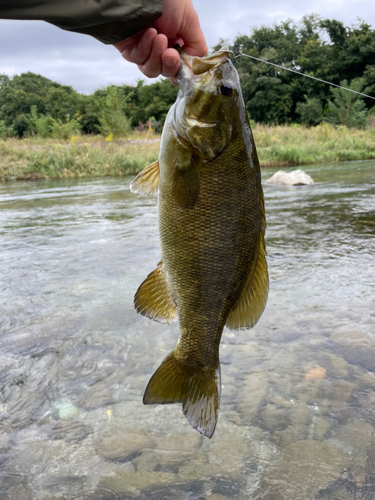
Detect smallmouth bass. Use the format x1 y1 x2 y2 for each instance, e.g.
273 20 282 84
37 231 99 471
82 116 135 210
130 47 268 438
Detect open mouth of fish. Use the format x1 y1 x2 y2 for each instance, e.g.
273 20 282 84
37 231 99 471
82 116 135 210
171 46 233 86
180 46 233 75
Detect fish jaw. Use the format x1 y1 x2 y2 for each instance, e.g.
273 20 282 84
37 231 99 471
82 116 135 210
176 46 233 87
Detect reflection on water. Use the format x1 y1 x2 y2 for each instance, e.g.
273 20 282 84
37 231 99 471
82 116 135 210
0 161 374 499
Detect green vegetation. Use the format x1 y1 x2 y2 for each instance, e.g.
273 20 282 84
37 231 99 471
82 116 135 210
0 73 178 138
0 134 160 180
228 15 375 126
1 15 375 181
1 15 375 140
253 123 375 166
1 124 374 181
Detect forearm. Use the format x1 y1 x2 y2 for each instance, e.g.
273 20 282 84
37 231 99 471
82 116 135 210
0 0 163 44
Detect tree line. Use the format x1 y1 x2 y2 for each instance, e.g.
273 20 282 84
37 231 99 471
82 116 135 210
1 15 374 138
229 15 375 127
0 74 178 138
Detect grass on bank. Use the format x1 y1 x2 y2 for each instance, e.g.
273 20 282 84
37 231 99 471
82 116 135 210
254 123 375 167
1 124 375 181
0 133 160 181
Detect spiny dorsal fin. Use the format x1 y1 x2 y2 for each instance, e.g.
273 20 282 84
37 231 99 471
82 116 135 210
226 192 268 329
143 350 220 438
134 261 177 324
172 156 199 209
130 160 159 195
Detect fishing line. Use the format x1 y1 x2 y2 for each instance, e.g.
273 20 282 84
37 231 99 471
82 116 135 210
234 51 375 100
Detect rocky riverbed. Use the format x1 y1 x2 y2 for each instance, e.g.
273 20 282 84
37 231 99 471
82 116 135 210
1 161 374 499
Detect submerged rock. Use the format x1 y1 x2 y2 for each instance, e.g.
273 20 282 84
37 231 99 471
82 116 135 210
265 169 314 186
254 439 348 500
2 485 31 500
333 418 375 458
237 371 269 420
95 429 154 461
53 399 82 420
331 330 375 372
98 470 175 496
178 420 254 481
313 417 331 440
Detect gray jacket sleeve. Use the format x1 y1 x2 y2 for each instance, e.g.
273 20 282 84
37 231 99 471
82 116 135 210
0 0 163 44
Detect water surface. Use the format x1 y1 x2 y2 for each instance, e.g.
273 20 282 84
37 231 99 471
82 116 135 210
0 161 374 499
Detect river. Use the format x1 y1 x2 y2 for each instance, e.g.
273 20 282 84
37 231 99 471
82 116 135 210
0 160 374 499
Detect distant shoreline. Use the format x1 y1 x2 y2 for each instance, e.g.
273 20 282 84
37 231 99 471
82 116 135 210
1 124 374 182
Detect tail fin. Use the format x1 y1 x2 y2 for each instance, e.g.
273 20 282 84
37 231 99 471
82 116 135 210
143 351 221 438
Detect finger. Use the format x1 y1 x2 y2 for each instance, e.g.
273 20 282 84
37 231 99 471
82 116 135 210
138 34 167 78
181 12 208 57
161 48 180 78
129 28 158 65
114 28 157 65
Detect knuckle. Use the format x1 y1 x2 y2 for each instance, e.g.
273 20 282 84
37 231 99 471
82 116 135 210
138 64 160 78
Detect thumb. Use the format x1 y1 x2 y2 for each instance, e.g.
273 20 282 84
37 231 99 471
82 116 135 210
179 12 208 57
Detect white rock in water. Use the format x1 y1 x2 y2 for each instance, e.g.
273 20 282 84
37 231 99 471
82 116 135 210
265 169 314 186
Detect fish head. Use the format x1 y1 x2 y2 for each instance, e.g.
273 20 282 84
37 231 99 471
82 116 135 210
172 47 244 161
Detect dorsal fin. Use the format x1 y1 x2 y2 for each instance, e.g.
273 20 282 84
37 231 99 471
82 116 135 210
130 160 159 195
226 193 268 330
134 261 177 324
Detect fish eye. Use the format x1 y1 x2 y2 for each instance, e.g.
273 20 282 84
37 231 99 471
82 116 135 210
220 83 233 97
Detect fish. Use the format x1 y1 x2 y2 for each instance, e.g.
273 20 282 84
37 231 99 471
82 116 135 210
130 47 268 438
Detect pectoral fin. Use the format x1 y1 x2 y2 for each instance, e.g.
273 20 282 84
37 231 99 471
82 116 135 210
226 200 268 330
134 261 177 324
172 156 199 209
130 160 159 195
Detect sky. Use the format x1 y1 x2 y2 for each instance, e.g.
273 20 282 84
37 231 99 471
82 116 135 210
0 0 373 94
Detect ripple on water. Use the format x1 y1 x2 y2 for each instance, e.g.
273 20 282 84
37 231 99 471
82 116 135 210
0 164 375 499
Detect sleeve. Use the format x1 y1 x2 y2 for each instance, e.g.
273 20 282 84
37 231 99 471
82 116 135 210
0 0 163 44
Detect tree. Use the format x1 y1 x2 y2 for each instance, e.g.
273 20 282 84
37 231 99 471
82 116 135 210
93 85 133 138
325 79 368 128
0 72 83 137
296 97 323 125
126 79 179 127
231 16 375 124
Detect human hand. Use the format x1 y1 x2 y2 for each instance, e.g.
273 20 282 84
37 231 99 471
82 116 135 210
114 0 207 80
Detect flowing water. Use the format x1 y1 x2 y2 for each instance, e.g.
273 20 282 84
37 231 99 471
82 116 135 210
0 160 374 500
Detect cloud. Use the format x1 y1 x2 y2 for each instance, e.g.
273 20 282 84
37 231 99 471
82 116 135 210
0 0 374 93
0 20 153 93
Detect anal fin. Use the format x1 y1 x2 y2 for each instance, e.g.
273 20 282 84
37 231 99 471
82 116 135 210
130 160 159 195
134 261 177 324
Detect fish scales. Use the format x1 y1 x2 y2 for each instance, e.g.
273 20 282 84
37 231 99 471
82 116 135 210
160 133 261 361
130 47 268 438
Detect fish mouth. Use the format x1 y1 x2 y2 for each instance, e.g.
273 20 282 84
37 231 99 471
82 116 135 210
174 46 233 85
181 46 233 75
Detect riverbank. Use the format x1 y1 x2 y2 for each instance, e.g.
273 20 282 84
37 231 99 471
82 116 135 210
1 124 374 181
